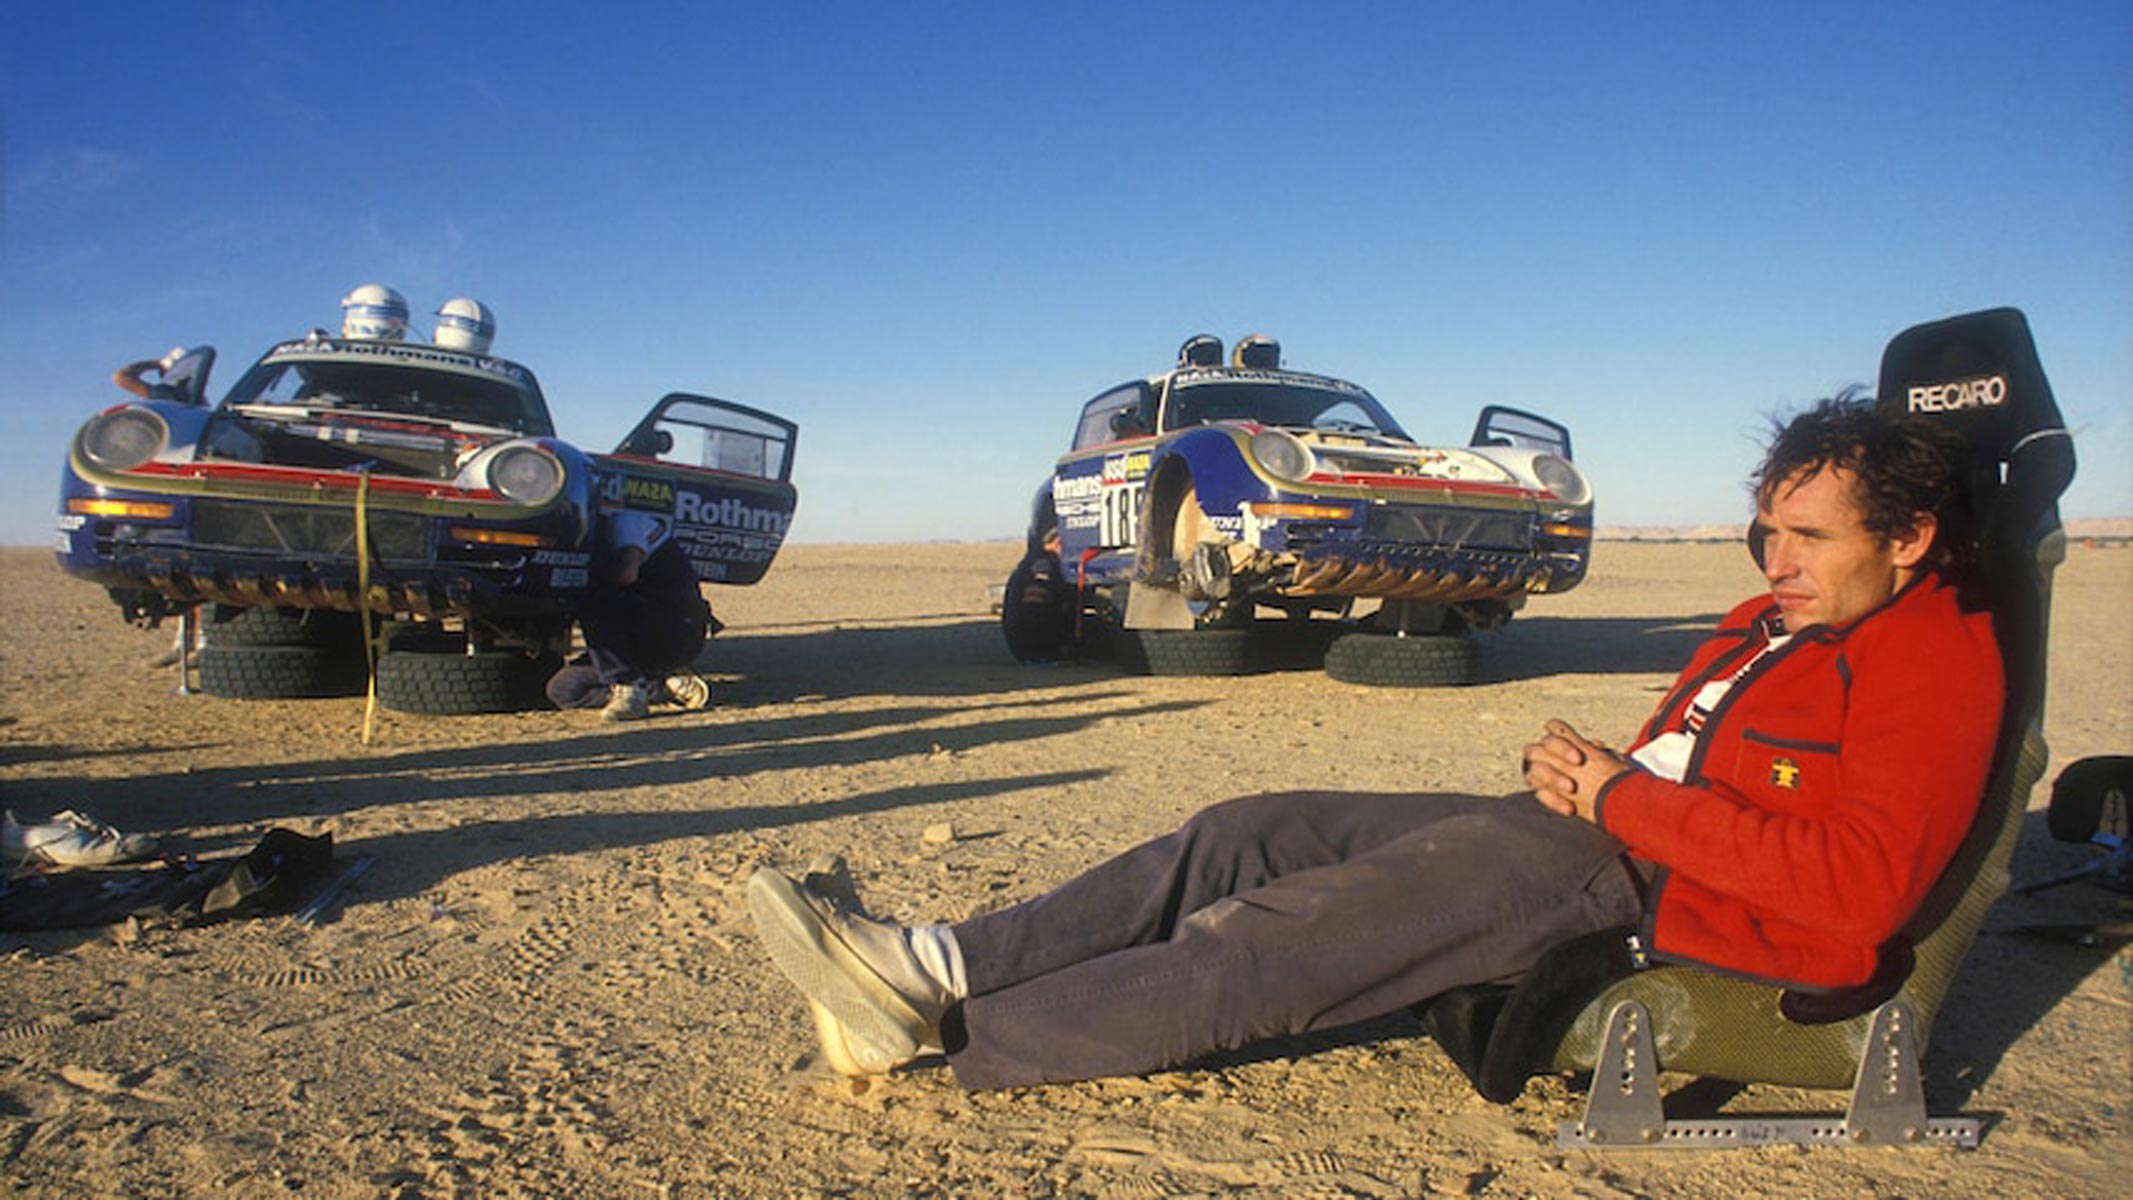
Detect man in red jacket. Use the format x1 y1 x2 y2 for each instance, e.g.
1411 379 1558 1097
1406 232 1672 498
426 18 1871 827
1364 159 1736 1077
749 397 2001 1087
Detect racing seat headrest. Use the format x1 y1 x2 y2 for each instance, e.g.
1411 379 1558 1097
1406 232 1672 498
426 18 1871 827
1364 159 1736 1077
1875 307 2074 715
1875 306 2073 506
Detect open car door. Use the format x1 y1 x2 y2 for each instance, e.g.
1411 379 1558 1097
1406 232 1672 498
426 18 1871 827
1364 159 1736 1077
597 393 800 586
161 346 217 405
1470 405 1574 461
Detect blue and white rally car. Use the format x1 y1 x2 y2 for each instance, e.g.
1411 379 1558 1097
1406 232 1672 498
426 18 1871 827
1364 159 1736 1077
1005 334 1593 683
58 286 798 711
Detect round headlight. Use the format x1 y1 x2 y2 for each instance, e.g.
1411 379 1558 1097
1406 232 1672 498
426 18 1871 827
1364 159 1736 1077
487 445 565 505
1249 429 1316 483
79 407 168 470
1532 454 1589 505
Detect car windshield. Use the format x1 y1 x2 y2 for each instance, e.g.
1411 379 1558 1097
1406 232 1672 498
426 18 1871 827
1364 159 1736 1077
222 358 554 436
1162 380 1409 440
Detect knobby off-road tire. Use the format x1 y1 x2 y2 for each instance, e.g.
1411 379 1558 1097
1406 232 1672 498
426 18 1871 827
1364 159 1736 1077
374 648 560 715
1324 631 1477 687
197 644 367 699
1128 627 1263 676
207 605 364 648
1118 619 1341 677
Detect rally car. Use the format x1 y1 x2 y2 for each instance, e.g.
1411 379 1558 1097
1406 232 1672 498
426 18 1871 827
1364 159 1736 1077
1004 334 1592 684
57 287 799 712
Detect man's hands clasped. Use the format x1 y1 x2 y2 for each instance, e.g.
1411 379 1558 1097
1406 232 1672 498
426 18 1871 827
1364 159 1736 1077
1523 719 1629 824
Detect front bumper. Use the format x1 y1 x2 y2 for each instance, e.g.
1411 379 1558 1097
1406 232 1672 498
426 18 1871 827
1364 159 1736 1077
1250 498 1591 602
1286 540 1586 601
58 481 590 620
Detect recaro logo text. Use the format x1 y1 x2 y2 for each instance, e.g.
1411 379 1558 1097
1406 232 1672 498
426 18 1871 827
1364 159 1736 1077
1908 375 2007 413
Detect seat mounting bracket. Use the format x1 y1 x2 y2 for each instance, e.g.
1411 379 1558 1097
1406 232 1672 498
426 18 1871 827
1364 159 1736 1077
1556 999 1981 1150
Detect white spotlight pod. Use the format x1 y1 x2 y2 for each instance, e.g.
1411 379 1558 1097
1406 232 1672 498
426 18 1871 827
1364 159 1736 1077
341 283 410 340
1232 333 1281 369
434 297 497 354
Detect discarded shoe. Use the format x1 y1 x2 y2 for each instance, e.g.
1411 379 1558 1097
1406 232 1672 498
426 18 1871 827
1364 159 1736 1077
3 810 159 868
747 868 954 1076
662 673 711 711
601 681 651 722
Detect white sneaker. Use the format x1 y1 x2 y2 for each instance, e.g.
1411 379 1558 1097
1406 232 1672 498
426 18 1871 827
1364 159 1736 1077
3 810 159 867
601 681 651 722
747 869 956 1076
662 673 711 711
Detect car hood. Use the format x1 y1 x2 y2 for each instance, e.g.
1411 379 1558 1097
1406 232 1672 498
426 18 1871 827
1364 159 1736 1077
201 403 517 479
1264 426 1532 489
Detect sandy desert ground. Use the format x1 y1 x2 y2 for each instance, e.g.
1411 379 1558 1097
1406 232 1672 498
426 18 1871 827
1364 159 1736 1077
0 539 2126 1199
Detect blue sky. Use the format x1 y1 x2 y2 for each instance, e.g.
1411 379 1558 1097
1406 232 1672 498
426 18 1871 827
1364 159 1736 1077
5 2 2128 546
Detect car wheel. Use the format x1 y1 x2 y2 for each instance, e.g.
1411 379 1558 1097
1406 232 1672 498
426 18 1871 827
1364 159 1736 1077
375 647 560 715
1127 627 1263 676
197 644 367 699
1324 631 1477 687
207 605 364 648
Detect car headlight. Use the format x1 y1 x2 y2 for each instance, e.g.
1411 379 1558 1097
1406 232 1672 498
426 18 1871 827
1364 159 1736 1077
1532 454 1589 505
1250 430 1315 483
78 407 168 471
487 445 565 506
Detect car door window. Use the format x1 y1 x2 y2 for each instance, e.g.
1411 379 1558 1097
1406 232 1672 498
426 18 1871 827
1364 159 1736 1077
1470 405 1573 459
619 394 797 482
1072 384 1150 450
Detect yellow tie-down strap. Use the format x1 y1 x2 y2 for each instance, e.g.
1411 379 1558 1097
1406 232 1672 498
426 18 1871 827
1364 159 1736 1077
356 471 381 745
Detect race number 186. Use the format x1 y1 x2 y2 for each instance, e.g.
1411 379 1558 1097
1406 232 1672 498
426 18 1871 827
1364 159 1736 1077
1100 482 1143 546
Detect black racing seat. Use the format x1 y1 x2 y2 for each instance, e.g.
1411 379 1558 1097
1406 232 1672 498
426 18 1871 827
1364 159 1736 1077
1416 308 2077 1148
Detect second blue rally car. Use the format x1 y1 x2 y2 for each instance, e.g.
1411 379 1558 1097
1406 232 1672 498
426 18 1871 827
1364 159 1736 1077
1005 334 1593 684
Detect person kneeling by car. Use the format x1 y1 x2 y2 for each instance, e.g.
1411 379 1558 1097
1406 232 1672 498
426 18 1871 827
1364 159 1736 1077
1002 529 1079 663
547 510 716 721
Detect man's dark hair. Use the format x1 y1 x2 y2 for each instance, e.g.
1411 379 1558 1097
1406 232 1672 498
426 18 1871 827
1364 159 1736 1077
1755 390 1978 571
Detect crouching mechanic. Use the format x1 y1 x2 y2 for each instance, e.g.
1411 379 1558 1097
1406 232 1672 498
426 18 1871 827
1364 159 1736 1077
749 396 2002 1088
1001 529 1077 663
546 510 716 721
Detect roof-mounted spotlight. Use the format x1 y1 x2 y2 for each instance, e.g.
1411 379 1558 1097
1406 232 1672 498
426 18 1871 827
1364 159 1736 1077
1177 334 1224 368
341 283 410 341
1233 334 1281 370
434 298 497 354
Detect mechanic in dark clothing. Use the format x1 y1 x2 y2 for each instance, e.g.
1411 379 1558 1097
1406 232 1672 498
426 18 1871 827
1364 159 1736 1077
1001 530 1079 663
745 398 2002 1088
546 510 715 721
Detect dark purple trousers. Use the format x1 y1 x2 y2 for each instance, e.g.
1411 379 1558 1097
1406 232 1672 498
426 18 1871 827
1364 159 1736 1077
545 580 708 709
944 790 1643 1089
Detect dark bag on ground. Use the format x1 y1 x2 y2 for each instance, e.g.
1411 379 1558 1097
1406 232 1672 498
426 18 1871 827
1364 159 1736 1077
0 829 336 931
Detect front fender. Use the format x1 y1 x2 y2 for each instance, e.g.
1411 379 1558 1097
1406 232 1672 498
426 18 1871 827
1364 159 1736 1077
1143 426 1280 551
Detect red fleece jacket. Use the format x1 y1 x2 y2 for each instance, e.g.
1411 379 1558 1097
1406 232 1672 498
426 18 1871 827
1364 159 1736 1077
1594 571 2002 991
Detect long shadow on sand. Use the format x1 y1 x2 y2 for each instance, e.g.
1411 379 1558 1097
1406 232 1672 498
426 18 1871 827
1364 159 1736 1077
712 619 1111 703
11 693 1204 840
707 612 1730 696
0 741 224 768
324 766 1114 904
1475 613 1727 682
